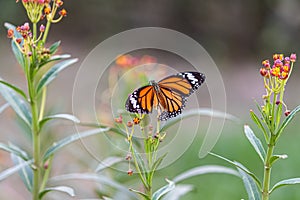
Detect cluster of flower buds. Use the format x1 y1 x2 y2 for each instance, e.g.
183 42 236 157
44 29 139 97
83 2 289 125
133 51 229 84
16 0 67 23
115 54 157 69
260 53 296 80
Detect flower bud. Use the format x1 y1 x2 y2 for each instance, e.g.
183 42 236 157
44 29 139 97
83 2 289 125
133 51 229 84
260 68 267 77
290 53 296 62
40 24 45 32
7 29 14 38
284 110 291 116
127 121 133 127
59 9 67 17
133 117 140 125
127 169 133 176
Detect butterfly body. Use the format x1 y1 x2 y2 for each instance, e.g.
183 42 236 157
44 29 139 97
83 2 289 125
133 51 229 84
125 71 205 121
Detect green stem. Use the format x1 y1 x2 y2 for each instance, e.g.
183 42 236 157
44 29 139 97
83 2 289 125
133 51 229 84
40 155 53 192
27 56 41 200
42 20 51 44
33 23 37 41
31 96 41 200
262 136 275 200
39 87 47 121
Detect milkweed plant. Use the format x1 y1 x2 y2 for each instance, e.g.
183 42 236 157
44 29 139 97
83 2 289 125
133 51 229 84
1 1 300 200
211 53 300 200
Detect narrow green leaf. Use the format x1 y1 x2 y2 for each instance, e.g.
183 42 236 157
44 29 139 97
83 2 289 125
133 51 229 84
49 173 137 198
49 41 61 54
160 108 240 132
79 122 141 147
129 188 150 200
132 146 148 187
236 162 261 200
152 179 175 200
38 54 71 69
11 154 33 192
151 153 167 172
209 152 262 189
0 143 29 161
244 125 266 162
95 156 124 173
36 58 78 94
250 110 268 141
276 105 300 139
148 153 168 187
0 78 32 125
0 80 27 100
39 113 80 128
270 178 300 193
39 186 75 199
162 184 194 200
4 23 25 69
173 165 239 183
270 154 288 166
0 159 33 181
43 128 108 161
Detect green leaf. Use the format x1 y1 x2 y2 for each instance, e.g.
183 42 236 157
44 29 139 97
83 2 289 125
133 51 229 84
0 159 33 181
79 122 142 148
43 128 109 161
11 154 33 192
129 188 150 200
160 108 240 132
209 152 262 189
0 78 32 126
276 105 300 139
39 114 80 128
148 153 168 187
152 179 175 200
173 165 239 183
132 145 148 187
250 110 268 141
236 162 261 200
244 125 266 162
270 178 300 193
0 80 27 100
162 184 194 200
36 58 78 94
95 156 124 173
39 186 75 199
38 54 71 69
151 153 167 172
0 143 29 161
4 23 25 69
49 41 61 54
270 154 288 166
49 173 137 198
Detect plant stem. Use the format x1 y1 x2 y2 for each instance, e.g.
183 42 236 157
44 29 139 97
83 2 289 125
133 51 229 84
32 97 41 200
262 136 275 200
27 58 41 200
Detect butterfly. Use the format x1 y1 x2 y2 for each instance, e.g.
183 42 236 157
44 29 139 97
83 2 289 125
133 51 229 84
125 71 205 121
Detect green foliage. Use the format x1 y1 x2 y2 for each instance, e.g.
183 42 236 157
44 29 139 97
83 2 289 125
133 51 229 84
244 125 266 162
43 128 109 161
236 163 261 200
36 58 78 95
0 78 32 126
39 186 75 199
152 179 175 200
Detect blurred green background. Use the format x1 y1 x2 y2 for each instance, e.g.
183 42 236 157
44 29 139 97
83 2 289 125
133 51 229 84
0 0 300 199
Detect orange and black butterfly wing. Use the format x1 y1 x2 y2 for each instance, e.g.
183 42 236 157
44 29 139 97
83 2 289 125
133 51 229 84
157 72 205 120
125 85 158 114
